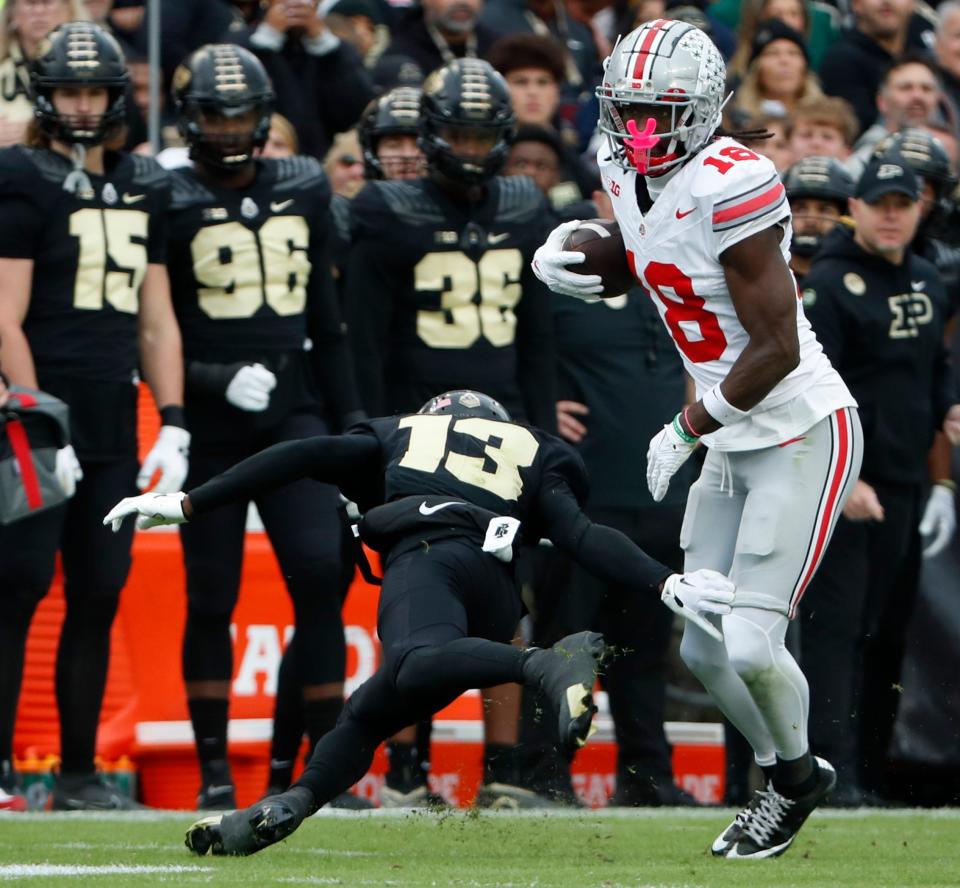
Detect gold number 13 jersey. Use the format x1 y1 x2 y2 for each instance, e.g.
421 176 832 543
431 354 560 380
599 137 855 451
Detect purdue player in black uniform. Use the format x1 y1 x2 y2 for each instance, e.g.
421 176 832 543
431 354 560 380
167 44 363 810
0 23 187 810
346 60 556 806
784 156 854 284
104 389 736 855
346 59 556 431
329 86 426 282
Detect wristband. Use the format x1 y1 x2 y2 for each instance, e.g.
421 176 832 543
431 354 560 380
159 405 187 429
702 384 749 427
672 413 699 445
682 406 702 439
934 479 957 492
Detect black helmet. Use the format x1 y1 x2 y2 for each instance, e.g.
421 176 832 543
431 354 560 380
359 87 423 179
783 155 854 204
418 390 511 422
784 156 854 257
889 127 956 204
419 59 516 185
173 44 274 172
30 22 129 147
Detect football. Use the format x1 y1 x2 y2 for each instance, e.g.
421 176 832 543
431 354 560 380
562 219 634 298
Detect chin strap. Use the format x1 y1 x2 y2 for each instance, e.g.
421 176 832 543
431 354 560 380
62 143 92 195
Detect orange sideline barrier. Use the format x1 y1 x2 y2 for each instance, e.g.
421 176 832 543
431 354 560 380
13 387 725 809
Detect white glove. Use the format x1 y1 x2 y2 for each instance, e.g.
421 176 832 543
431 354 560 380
103 491 188 532
661 569 736 642
225 363 277 412
646 420 699 503
919 484 956 558
482 516 521 563
137 425 190 493
531 220 604 302
54 444 83 498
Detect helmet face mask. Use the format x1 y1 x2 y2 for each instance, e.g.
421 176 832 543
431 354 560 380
31 22 129 147
597 21 727 176
174 44 274 173
419 59 516 186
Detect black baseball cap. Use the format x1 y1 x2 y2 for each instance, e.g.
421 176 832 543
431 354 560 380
855 149 919 203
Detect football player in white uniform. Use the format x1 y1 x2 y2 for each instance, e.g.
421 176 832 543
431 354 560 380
534 20 863 859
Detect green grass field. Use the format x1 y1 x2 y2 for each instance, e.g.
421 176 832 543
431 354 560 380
1 808 958 888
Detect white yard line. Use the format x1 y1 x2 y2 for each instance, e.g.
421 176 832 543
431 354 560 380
0 864 213 879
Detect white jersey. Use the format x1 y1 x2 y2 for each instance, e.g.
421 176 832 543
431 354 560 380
599 137 855 451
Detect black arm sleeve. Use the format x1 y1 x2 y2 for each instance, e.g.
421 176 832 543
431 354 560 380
188 434 381 515
536 476 673 593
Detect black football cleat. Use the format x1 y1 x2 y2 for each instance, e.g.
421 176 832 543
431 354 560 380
185 787 315 857
723 757 837 860
522 631 604 754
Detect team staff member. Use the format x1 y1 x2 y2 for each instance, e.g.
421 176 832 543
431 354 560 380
0 23 187 810
103 389 737 856
801 146 960 806
167 44 364 810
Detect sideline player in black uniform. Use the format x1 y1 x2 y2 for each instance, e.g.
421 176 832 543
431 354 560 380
167 44 364 810
0 22 187 810
103 389 737 855
783 156 854 284
346 59 556 432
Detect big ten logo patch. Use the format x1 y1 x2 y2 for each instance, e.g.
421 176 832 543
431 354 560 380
230 623 379 697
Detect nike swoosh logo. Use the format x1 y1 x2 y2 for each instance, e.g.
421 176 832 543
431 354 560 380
675 208 695 219
122 192 146 204
419 500 462 516
487 232 511 244
271 199 295 212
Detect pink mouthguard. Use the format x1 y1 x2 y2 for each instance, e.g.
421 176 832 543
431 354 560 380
624 117 660 173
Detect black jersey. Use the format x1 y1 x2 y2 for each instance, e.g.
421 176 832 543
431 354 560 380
166 156 361 442
187 412 672 592
0 146 168 460
0 145 168 382
345 175 557 431
803 225 955 484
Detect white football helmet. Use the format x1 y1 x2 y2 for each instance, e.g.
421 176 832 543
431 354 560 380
597 20 727 176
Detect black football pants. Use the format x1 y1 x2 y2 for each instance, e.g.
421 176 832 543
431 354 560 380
0 456 137 774
293 538 525 805
800 480 923 789
180 411 347 692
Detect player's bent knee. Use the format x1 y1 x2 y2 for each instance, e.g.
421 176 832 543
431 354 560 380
725 633 776 684
678 624 728 677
